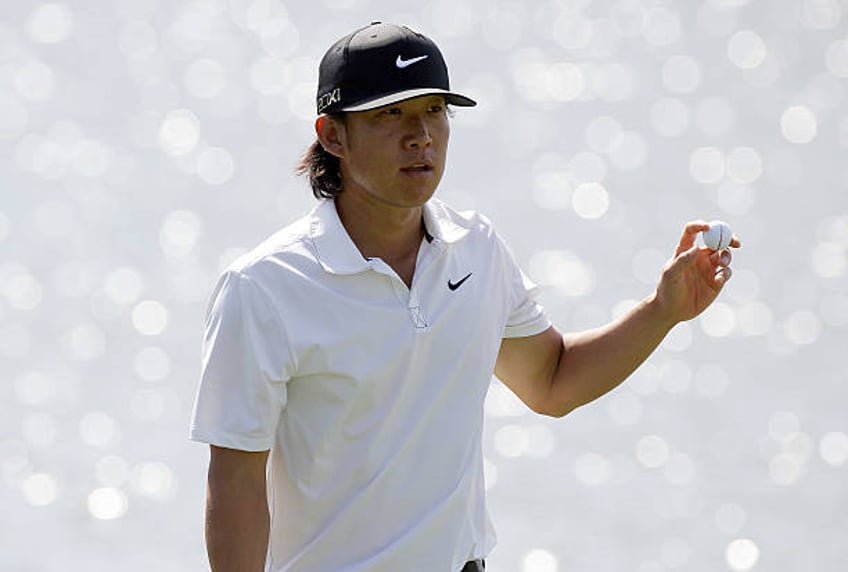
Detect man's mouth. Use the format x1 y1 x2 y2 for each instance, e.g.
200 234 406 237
400 163 433 173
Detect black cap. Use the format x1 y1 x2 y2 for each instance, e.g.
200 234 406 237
316 22 477 115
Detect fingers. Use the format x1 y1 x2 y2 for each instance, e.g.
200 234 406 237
677 220 743 256
675 220 709 257
705 245 734 291
714 265 733 288
711 249 732 267
677 243 701 265
684 220 710 235
665 243 701 278
675 241 734 282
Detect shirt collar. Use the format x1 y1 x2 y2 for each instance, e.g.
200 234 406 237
309 198 470 275
422 198 471 244
309 200 370 275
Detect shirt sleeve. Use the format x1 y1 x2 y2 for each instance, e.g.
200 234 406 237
189 269 292 451
496 233 552 339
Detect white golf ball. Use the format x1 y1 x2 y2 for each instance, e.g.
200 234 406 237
702 220 733 251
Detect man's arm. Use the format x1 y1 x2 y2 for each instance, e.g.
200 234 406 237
495 296 674 417
495 221 738 418
206 445 270 572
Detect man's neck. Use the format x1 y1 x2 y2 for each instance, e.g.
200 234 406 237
333 191 427 286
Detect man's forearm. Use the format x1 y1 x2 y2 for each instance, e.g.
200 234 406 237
550 293 676 416
206 485 270 571
206 446 271 572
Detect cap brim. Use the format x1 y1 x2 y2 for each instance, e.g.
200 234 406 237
339 88 476 112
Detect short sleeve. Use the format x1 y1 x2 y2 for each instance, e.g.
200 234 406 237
189 270 292 451
497 234 552 339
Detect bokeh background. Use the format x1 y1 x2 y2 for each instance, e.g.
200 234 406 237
2 0 847 570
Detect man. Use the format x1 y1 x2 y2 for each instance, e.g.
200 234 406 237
189 22 738 572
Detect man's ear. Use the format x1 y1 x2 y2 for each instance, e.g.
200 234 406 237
315 115 346 159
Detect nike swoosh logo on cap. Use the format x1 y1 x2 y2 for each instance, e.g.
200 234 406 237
396 54 429 69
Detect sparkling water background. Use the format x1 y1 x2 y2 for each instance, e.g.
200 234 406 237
2 1 847 570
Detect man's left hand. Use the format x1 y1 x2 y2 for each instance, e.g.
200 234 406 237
653 221 741 326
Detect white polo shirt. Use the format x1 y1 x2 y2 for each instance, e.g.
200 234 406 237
190 198 550 572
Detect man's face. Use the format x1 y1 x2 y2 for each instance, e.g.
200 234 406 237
335 95 450 208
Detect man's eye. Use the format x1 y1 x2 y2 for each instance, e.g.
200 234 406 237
429 104 445 113
381 107 402 116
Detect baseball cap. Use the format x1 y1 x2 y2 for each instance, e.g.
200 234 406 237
316 22 477 115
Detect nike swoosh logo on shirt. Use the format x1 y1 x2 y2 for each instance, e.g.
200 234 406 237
448 273 472 291
396 54 429 69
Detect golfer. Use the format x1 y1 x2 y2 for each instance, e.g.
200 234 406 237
190 22 738 572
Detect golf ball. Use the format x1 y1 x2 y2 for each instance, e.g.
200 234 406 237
702 220 733 251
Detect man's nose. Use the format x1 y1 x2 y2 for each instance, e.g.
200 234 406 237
404 115 432 149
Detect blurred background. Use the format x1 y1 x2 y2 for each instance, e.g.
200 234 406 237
2 0 847 570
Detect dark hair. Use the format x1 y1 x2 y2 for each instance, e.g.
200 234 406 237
295 113 345 199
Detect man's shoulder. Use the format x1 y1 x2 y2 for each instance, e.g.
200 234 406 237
426 198 497 242
226 208 316 276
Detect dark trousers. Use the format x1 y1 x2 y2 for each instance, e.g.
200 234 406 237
461 560 485 572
